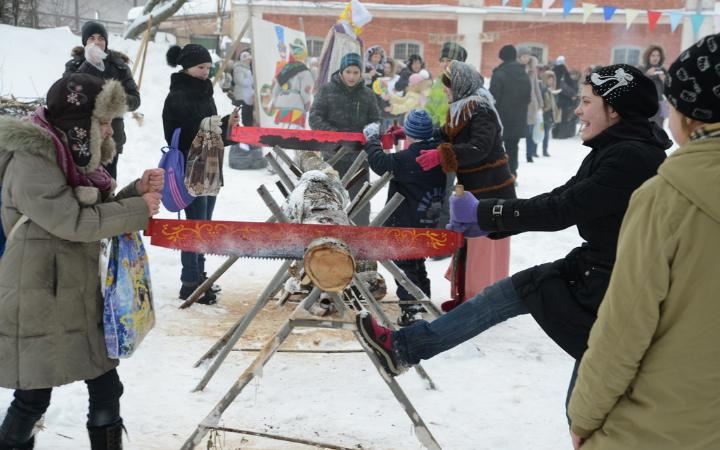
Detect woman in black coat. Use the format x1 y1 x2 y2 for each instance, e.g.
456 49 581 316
357 65 671 408
162 44 238 305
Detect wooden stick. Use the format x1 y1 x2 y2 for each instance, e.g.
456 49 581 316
213 17 251 87
207 425 360 450
135 15 152 90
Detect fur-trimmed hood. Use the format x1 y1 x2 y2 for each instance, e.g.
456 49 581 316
0 115 106 205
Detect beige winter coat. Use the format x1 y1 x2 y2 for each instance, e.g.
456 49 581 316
0 115 149 390
569 134 720 449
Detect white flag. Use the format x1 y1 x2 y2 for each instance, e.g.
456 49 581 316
351 0 373 27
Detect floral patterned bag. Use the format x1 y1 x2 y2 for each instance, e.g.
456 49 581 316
101 232 155 359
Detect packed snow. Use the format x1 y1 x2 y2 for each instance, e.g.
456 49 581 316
0 24 674 450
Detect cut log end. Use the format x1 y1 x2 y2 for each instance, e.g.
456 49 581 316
304 238 355 292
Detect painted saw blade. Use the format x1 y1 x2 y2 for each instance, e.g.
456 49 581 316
145 219 464 260
229 126 365 152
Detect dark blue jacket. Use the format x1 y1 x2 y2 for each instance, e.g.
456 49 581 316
364 137 446 228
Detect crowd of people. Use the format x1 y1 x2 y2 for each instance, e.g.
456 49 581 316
0 17 716 450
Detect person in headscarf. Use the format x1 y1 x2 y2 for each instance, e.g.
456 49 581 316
414 60 516 309
270 38 314 128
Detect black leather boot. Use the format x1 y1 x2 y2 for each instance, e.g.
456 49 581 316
87 420 123 450
0 410 37 450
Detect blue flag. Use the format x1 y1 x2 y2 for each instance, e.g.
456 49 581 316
603 6 617 21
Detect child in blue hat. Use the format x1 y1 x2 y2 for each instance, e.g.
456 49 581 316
362 109 446 326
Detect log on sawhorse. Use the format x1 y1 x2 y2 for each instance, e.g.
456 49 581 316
190 176 439 392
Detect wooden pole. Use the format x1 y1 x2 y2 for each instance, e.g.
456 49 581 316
135 16 153 90
213 17 251 87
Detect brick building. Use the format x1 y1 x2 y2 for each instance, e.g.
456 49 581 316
231 0 718 78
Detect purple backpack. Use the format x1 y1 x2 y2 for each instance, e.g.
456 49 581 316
159 128 195 212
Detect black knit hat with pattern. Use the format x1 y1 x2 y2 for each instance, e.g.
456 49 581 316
166 44 212 70
586 64 658 119
664 33 720 123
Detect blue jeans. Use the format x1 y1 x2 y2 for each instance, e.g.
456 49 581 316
181 195 216 284
525 124 537 161
543 120 553 155
393 277 529 365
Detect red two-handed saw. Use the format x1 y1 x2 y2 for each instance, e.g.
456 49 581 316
229 126 399 151
145 218 464 261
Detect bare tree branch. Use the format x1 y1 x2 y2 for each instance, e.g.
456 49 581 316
124 0 188 40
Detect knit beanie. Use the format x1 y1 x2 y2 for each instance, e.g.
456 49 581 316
517 46 531 58
404 109 433 141
340 52 362 72
664 33 720 123
586 64 658 119
499 45 517 62
166 44 212 70
440 42 467 62
81 21 108 47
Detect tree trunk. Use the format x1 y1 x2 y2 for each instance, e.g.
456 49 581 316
124 0 188 40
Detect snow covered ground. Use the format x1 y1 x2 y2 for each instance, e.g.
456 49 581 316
0 24 673 450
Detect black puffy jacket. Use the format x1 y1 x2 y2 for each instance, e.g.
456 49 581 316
162 72 233 157
489 60 531 140
476 120 672 359
64 47 140 152
309 71 379 133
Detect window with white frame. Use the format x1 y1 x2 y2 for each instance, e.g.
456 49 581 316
306 37 324 58
611 46 642 66
393 41 423 62
518 43 547 64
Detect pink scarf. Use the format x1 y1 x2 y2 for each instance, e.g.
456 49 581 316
30 107 113 193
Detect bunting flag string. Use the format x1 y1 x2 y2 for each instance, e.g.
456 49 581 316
603 6 617 22
492 1 716 34
647 10 663 31
582 3 596 24
542 0 556 16
625 9 641 29
691 13 706 35
669 11 683 32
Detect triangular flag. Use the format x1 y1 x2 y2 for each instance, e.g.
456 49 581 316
669 11 683 33
582 3 596 24
351 0 372 27
625 9 641 29
603 6 617 21
542 0 556 15
691 13 705 35
563 0 576 17
647 11 662 32
502 0 510 5
522 0 532 11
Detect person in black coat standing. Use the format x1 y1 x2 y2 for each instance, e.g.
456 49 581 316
489 45 531 178
162 44 239 305
357 65 672 413
309 53 379 225
363 109 446 326
64 21 141 179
